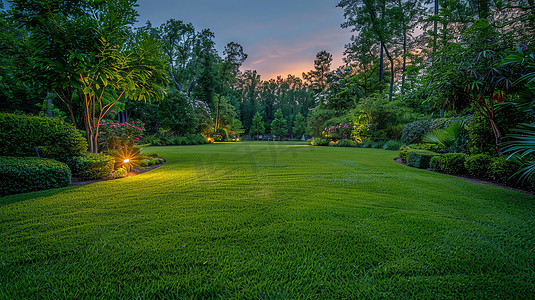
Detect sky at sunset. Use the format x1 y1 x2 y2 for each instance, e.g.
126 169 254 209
136 0 353 80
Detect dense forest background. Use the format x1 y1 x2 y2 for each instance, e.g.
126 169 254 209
0 0 533 150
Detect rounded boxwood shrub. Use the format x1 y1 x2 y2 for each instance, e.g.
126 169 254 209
407 149 439 169
465 154 492 178
0 156 71 196
430 153 468 175
66 153 115 180
0 113 88 161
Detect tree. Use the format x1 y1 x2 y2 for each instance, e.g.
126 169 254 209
293 113 306 139
158 88 197 134
303 50 333 93
250 111 265 139
10 0 168 153
271 109 287 140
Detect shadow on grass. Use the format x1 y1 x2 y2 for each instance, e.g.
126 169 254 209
0 185 84 206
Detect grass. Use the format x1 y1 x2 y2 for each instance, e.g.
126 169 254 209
1 142 534 299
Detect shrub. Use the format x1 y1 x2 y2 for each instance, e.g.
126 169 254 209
407 150 439 169
399 146 410 163
371 141 386 149
311 137 329 146
430 153 468 175
138 159 149 167
335 139 357 147
490 157 522 184
0 113 87 161
98 120 145 151
0 156 71 196
146 133 207 146
465 154 493 178
67 153 115 180
114 166 128 178
382 140 404 150
401 116 471 145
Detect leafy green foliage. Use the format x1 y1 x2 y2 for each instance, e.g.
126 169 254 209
334 139 357 147
249 112 265 137
9 0 169 152
97 120 145 151
407 150 440 169
310 137 329 146
422 123 465 151
0 156 71 196
382 140 404 151
145 133 208 146
399 146 410 163
114 166 128 178
464 154 493 178
402 116 471 145
490 156 522 184
270 109 287 139
0 113 87 161
66 153 115 180
430 153 468 175
292 113 306 138
158 89 198 134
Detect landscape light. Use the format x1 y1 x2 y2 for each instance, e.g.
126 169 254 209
124 158 130 163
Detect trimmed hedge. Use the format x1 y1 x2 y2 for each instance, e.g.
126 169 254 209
430 153 468 175
0 156 71 196
490 157 522 184
407 150 439 169
0 113 88 161
146 133 208 146
465 154 492 178
66 153 115 180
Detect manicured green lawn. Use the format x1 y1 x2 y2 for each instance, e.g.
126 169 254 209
1 142 534 298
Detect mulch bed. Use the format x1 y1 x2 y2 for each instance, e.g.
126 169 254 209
394 157 534 196
70 159 166 186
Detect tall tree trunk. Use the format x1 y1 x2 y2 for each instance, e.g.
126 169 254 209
379 42 385 94
433 0 439 55
215 94 221 132
489 118 502 155
389 57 394 102
46 92 54 118
402 25 407 95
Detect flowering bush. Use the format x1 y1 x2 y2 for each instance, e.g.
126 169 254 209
322 123 356 141
98 120 146 151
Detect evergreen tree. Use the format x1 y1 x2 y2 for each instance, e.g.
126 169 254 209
250 111 265 139
271 109 287 140
292 113 306 139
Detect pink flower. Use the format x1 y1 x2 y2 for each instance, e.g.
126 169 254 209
110 110 116 113
132 121 134 124
138 135 142 138
137 121 140 124
110 125 113 127
106 122 109 124
142 123 145 125
134 138 139 140
137 127 142 130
